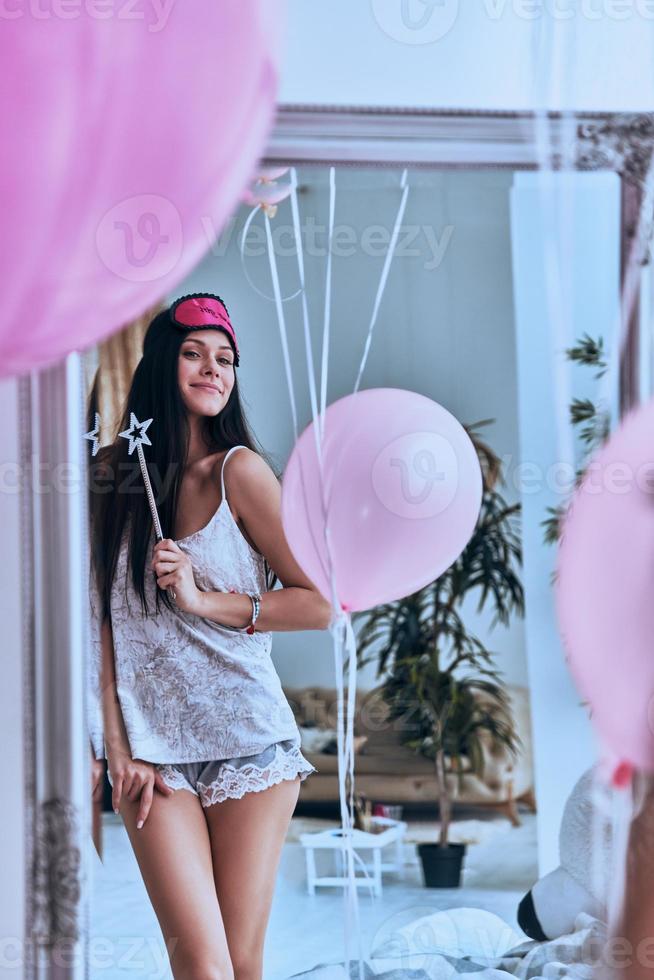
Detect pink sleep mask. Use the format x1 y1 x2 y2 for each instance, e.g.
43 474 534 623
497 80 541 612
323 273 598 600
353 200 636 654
169 293 240 365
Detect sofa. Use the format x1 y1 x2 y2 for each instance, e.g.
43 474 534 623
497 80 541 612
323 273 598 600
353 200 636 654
283 683 535 825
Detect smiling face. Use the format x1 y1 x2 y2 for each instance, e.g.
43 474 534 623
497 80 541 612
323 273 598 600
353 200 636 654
177 329 236 417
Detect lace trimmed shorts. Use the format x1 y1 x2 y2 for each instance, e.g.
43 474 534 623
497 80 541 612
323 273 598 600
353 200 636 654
107 738 316 808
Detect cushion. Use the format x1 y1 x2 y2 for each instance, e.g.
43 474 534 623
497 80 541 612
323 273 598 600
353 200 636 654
370 907 522 962
297 726 337 754
298 726 368 756
321 734 368 755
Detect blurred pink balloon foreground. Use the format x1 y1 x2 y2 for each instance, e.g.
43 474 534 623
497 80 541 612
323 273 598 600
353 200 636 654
556 396 654 772
281 388 483 612
0 2 284 379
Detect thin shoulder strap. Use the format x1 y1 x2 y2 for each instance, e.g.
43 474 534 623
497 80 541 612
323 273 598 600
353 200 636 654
220 445 247 503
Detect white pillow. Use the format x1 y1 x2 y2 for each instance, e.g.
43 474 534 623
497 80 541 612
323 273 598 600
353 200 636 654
371 906 522 963
297 726 338 754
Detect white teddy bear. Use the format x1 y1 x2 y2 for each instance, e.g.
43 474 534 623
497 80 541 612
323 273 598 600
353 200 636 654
518 765 614 940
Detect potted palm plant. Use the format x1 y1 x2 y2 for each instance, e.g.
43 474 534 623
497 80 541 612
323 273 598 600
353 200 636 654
352 422 525 887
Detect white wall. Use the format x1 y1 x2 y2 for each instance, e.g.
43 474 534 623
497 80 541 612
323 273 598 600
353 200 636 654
172 166 527 692
281 1 654 111
0 377 25 975
510 170 621 872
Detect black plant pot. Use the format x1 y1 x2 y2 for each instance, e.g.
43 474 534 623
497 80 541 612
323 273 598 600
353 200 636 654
417 842 466 888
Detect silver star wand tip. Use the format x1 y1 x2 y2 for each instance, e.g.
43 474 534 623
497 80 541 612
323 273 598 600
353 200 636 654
118 414 163 542
84 413 102 457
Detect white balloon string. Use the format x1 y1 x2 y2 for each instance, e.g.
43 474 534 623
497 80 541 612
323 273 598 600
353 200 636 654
589 767 605 925
274 169 368 975
313 167 342 615
290 167 324 463
352 168 410 395
263 204 335 590
286 168 337 590
345 614 359 847
262 174 340 612
331 612 375 978
319 167 336 441
265 171 340 600
316 164 413 668
285 168 342 604
605 775 634 941
314 170 411 521
263 167 411 972
240 205 302 303
264 213 299 441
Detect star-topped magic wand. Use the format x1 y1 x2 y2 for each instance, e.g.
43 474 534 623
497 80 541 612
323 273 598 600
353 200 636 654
118 413 176 602
85 412 176 602
118 414 164 540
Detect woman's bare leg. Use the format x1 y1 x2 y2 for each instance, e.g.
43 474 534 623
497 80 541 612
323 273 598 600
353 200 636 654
119 788 234 980
204 776 301 980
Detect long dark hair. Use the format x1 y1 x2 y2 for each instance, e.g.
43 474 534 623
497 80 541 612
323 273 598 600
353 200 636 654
90 307 277 619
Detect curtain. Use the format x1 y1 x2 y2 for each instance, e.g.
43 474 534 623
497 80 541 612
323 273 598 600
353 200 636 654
84 302 164 446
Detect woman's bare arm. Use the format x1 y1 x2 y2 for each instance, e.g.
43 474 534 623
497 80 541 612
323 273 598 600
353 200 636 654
99 614 174 820
152 448 334 631
198 582 333 632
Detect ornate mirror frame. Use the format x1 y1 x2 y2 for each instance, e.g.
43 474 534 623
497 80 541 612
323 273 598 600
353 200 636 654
19 106 654 979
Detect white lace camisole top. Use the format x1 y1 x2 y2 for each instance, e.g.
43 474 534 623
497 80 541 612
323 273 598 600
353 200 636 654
88 445 301 764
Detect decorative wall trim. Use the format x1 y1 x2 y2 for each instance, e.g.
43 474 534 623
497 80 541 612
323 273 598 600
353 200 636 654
576 114 654 188
19 374 36 980
21 358 90 980
266 105 654 175
264 104 654 422
33 800 82 948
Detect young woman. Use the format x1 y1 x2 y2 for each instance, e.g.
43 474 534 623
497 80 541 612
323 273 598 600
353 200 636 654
88 293 332 980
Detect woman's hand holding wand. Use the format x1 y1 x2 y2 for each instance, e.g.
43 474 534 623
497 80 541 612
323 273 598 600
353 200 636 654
152 539 204 614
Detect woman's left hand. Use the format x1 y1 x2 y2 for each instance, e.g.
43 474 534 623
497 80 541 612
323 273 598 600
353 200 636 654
152 539 203 615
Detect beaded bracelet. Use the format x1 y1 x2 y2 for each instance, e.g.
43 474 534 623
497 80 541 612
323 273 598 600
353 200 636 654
227 589 262 634
246 593 261 634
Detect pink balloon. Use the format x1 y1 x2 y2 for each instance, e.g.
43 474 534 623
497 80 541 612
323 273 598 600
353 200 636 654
1 2 285 379
556 396 654 772
281 388 483 611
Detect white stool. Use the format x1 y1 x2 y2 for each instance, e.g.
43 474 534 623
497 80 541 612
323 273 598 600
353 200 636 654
300 817 407 897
